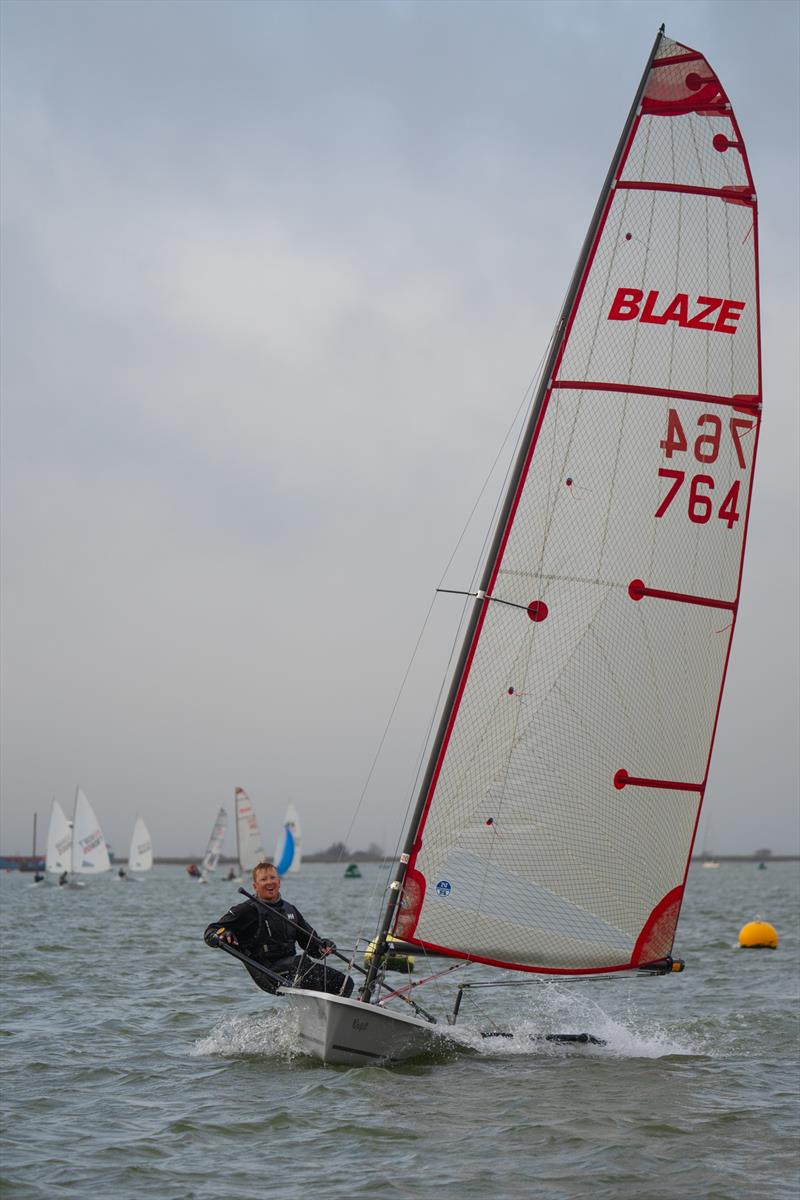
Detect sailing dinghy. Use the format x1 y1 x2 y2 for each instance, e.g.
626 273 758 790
228 787 266 882
280 28 761 1064
127 815 153 877
45 789 111 886
45 798 73 881
200 807 227 884
273 803 302 875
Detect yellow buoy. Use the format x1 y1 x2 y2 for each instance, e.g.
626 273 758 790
738 920 778 949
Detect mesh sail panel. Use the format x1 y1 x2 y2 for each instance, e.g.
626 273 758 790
396 37 760 972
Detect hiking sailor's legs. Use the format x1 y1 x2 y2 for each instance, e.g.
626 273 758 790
272 954 354 997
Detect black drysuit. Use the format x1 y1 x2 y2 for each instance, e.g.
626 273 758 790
204 895 353 997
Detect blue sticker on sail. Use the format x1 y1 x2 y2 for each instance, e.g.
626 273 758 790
435 880 452 897
275 827 295 876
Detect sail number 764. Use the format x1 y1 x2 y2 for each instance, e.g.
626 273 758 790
655 409 753 529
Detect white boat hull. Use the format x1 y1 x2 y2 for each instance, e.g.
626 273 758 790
279 987 453 1066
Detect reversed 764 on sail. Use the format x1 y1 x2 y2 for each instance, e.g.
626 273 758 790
655 408 754 528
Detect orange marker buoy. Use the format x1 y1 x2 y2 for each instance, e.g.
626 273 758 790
738 920 778 949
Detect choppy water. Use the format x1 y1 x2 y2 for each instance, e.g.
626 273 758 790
1 862 798 1199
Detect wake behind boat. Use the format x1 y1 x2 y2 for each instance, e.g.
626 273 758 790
216 27 761 1065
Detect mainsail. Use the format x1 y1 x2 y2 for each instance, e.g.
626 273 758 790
45 799 72 874
391 34 760 974
71 788 111 875
128 815 153 873
234 787 265 874
201 807 227 880
274 803 302 875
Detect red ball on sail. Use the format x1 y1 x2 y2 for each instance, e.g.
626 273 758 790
527 600 548 622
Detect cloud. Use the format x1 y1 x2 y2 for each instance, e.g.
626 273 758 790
1 0 798 860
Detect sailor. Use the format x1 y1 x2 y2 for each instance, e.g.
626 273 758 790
204 861 353 998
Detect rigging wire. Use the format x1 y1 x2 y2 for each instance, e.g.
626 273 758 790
341 347 556 960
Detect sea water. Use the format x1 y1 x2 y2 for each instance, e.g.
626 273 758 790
0 862 797 1199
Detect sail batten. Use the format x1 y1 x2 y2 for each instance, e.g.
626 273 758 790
390 33 760 975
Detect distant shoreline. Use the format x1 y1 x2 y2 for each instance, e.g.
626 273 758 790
1 853 797 869
141 853 800 865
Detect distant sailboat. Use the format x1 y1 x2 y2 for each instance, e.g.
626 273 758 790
71 788 111 880
45 799 73 881
127 815 153 877
274 803 302 875
200 807 227 884
21 813 43 874
45 789 111 886
229 787 266 882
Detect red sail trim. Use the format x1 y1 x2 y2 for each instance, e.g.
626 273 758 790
641 90 725 117
616 180 756 205
552 380 761 410
728 112 757 193
393 867 426 941
651 52 704 68
627 580 737 611
399 935 669 977
613 770 704 793
681 194 764 911
632 887 683 964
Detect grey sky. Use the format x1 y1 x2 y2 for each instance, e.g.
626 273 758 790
1 0 798 859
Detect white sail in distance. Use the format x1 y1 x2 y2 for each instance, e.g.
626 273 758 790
45 799 72 875
393 35 760 975
234 788 265 875
128 816 153 873
201 807 227 881
72 788 111 875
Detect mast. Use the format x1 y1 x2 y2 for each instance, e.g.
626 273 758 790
361 26 667 1002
